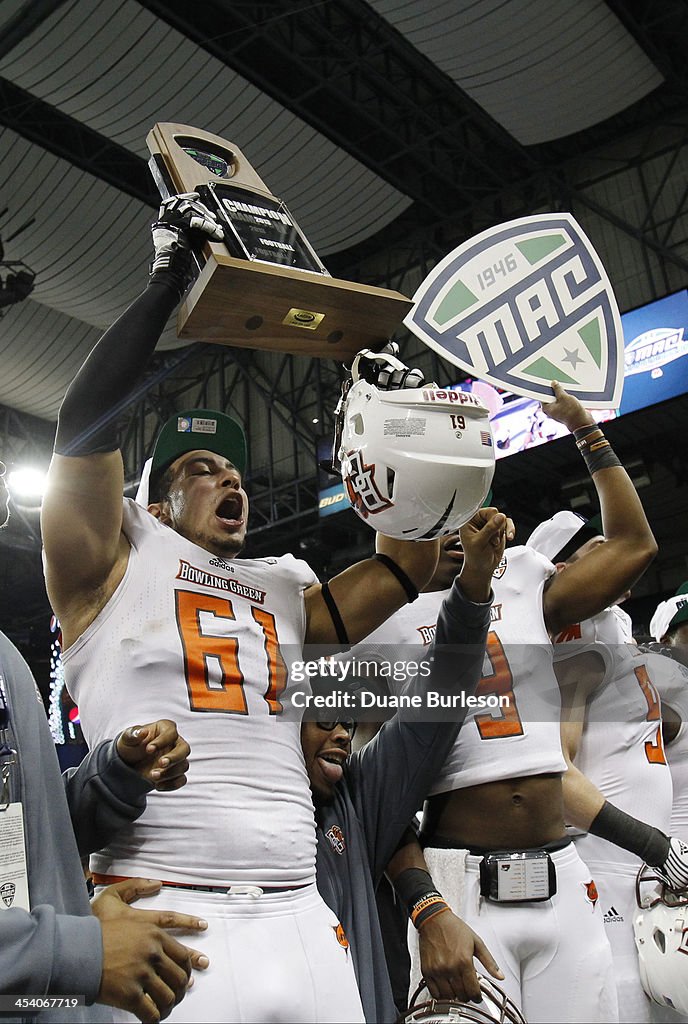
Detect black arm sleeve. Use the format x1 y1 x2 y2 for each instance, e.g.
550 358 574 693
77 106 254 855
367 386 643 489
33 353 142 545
54 279 179 456
588 801 670 866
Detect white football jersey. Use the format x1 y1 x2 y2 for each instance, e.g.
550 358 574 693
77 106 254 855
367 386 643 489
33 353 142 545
555 609 673 866
645 649 688 835
63 498 320 887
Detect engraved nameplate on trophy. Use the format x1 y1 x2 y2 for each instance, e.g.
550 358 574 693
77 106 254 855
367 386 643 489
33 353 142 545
147 123 412 358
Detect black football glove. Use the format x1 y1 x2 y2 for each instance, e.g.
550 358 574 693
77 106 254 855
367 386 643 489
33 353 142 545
149 192 224 296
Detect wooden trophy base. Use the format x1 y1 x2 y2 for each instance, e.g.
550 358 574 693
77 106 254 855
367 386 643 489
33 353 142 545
179 253 412 358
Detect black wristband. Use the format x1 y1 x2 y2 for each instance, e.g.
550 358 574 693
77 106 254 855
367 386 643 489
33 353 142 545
589 801 670 866
394 867 449 928
580 436 622 474
373 553 419 603
394 867 435 907
573 423 600 443
320 581 350 647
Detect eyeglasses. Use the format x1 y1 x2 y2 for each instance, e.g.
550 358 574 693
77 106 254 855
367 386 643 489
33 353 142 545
315 720 357 738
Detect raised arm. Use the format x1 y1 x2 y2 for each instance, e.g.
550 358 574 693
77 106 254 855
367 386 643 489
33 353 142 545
305 534 440 646
541 383 657 635
374 516 509 1003
41 196 223 645
347 510 509 883
306 504 509 658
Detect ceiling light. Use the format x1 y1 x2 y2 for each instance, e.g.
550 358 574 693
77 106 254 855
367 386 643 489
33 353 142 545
7 466 47 500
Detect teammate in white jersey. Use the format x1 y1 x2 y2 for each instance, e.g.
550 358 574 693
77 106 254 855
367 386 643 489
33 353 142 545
644 588 688 1022
40 197 444 1024
384 389 659 1023
531 530 688 1023
554 603 674 1023
553 554 688 897
650 584 688 834
647 646 688 835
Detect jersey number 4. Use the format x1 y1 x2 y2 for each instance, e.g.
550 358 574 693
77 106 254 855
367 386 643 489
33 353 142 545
176 590 287 714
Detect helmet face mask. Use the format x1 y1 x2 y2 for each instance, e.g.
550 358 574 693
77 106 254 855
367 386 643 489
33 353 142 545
633 863 688 1014
398 978 526 1024
338 382 495 541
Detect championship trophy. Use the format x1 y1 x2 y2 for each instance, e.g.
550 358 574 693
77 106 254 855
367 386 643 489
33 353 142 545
146 123 412 358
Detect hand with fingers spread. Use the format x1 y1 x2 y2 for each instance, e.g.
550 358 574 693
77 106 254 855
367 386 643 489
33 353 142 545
540 380 595 433
418 907 504 1003
93 878 209 1023
458 507 514 603
116 720 191 792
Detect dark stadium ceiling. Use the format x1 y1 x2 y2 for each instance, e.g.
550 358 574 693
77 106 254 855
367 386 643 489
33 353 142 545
0 0 687 644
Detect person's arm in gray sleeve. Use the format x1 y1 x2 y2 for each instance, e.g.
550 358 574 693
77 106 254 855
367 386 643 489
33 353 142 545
64 719 191 856
63 739 152 856
0 908 103 1003
347 508 510 880
348 576 491 881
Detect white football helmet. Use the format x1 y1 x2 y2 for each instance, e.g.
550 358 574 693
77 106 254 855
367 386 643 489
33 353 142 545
337 380 494 540
398 978 527 1023
633 862 688 1014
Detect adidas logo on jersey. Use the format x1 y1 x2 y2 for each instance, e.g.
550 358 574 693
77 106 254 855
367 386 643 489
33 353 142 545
603 906 624 923
208 556 235 572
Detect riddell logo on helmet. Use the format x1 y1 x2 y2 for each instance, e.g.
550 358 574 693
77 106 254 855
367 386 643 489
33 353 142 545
421 389 483 407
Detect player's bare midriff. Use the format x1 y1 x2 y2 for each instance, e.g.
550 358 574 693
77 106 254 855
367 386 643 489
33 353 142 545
423 772 565 849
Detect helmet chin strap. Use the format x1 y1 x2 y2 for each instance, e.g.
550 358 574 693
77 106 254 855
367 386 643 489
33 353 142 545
331 351 399 475
329 377 353 475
